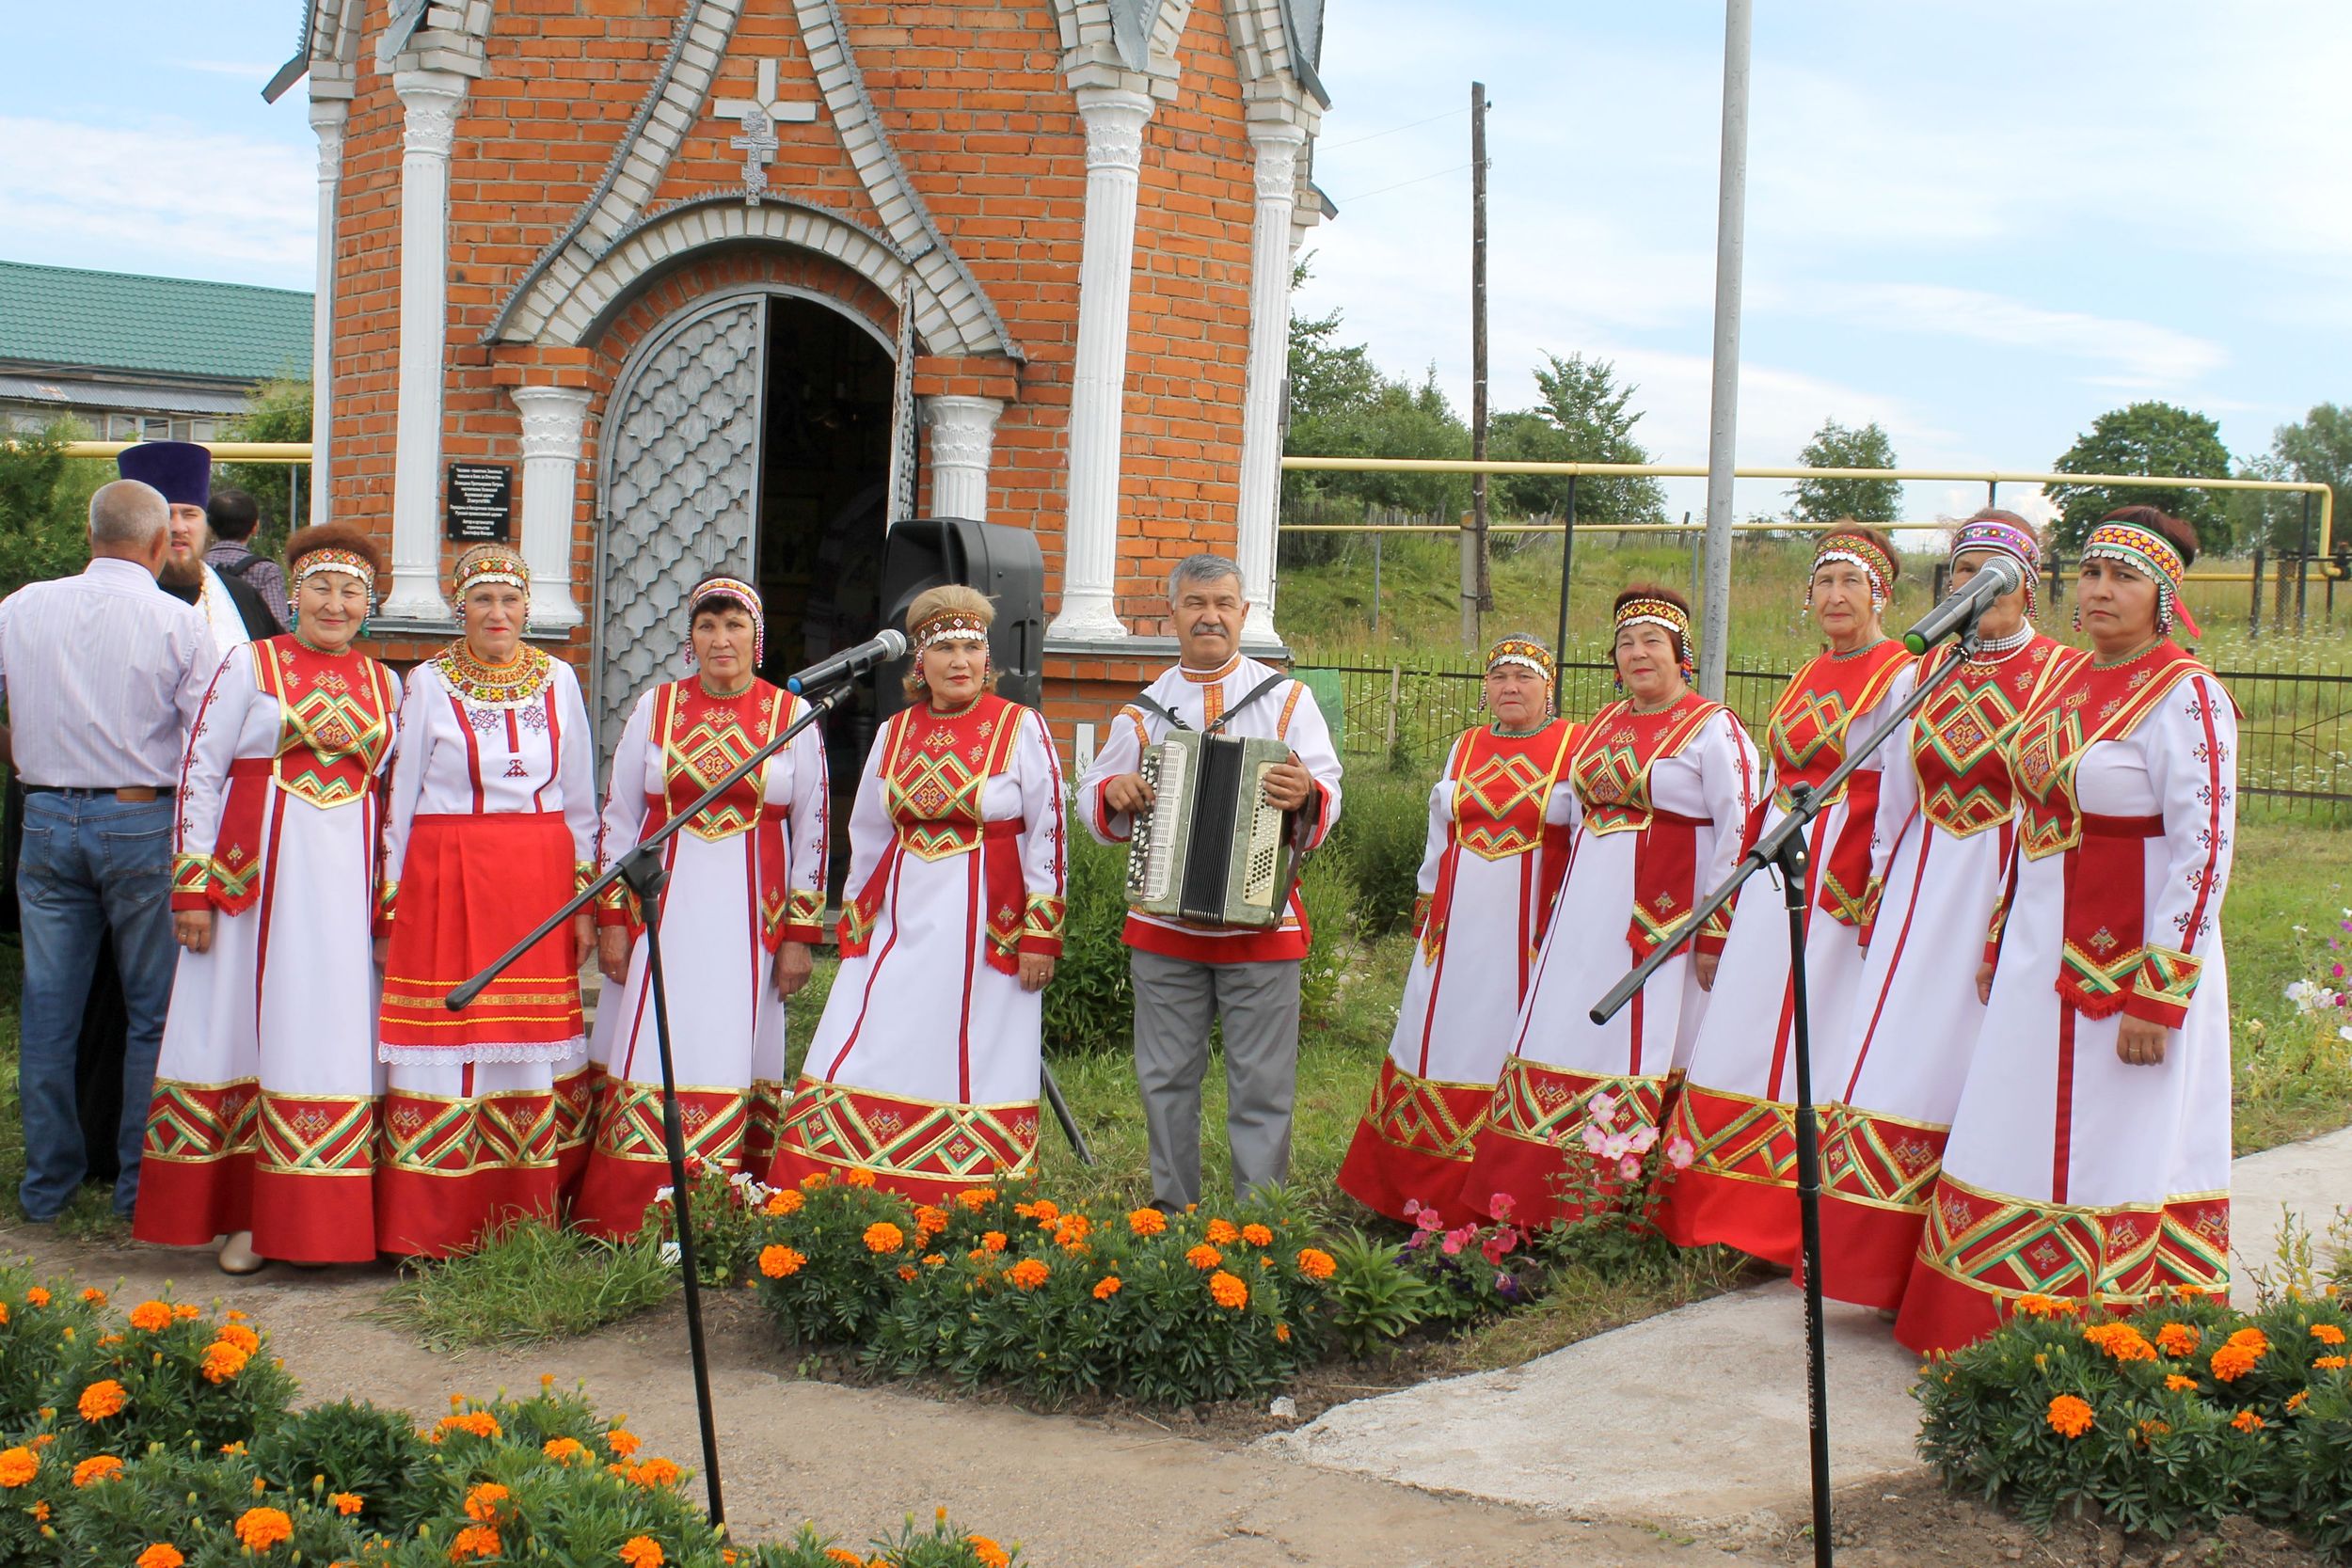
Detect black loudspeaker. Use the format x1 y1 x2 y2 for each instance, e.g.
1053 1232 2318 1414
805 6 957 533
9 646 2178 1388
878 517 1045 716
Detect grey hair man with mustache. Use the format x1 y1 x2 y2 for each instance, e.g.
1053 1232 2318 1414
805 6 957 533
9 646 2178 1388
1076 554 1343 1209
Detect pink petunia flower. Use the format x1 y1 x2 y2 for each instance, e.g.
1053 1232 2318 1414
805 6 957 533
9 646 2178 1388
1665 1136 1696 1171
1441 1227 1474 1256
1618 1154 1643 1181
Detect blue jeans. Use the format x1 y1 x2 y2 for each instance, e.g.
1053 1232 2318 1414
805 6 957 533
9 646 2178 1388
15 791 177 1219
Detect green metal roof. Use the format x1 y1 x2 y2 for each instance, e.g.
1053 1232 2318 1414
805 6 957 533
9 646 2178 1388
0 261 311 383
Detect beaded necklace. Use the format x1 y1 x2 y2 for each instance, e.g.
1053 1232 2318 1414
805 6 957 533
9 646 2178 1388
434 639 553 708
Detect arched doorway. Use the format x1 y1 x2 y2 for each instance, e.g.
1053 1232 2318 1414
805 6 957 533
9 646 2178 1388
595 284 899 892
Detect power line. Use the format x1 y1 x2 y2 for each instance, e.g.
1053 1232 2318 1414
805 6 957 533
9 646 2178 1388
1331 161 1474 206
1319 104 1469 151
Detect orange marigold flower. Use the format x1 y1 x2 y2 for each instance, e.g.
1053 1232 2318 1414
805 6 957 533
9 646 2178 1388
800 1171 831 1191
619 1535 665 1568
2015 1292 2077 1319
0 1303 8 1324
758 1245 807 1279
0 1448 35 1488
232 1507 294 1551
967 1248 989 1263
544 1436 590 1464
1276 1322 1292 1343
173 1303 200 1321
764 1189 805 1217
80 1288 106 1306
1205 1218 1239 1245
2045 1394 2094 1439
135 1547 183 1568
842 1167 877 1189
898 1265 918 1283
2287 1390 2310 1413
2135 1418 2170 1444
449 1524 502 1562
1209 1271 1249 1310
1029 1199 1060 1224
1185 1244 1223 1271
2082 1323 2157 1363
2174 1284 2207 1301
330 1492 364 1514
1057 1213 1093 1242
202 1342 251 1384
77 1380 127 1421
2313 1323 2347 1346
435 1412 501 1441
1127 1207 1168 1237
1093 1276 1121 1300
2154 1322 2201 1357
607 1427 642 1458
463 1482 510 1521
922 1254 946 1267
956 1186 998 1212
914 1204 950 1237
216 1323 262 1355
1296 1248 1337 1281
825 1550 864 1566
2213 1338 2267 1383
71 1455 123 1487
2317 1355 2349 1370
864 1222 906 1254
1005 1259 1050 1291
127 1300 173 1333
2233 1409 2266 1433
1242 1223 1274 1247
24 1289 49 1307
980 1230 1009 1254
629 1457 683 1489
2165 1373 2199 1391
968 1536 1010 1568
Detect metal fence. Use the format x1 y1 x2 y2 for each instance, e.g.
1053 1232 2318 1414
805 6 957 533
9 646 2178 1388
1300 652 2352 816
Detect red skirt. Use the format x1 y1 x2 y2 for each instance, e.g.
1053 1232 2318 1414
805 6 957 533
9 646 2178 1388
379 812 582 1063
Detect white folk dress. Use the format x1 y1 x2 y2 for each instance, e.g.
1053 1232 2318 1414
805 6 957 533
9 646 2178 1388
573 677 828 1237
1814 634 2079 1308
1897 642 2236 1353
1463 697 1759 1229
373 649 600 1257
1654 641 1916 1267
769 694 1067 1204
133 637 398 1263
1336 720 1578 1224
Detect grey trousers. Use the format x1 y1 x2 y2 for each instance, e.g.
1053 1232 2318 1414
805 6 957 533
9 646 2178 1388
1130 948 1303 1208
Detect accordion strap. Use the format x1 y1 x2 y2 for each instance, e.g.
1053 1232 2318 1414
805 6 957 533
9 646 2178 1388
1134 673 1294 736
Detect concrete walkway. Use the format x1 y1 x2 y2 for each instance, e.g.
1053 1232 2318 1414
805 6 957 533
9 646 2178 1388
1262 1125 2352 1536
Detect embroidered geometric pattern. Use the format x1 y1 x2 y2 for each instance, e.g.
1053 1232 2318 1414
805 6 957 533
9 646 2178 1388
2061 930 2146 1013
1358 1057 1493 1163
2010 646 2198 860
1454 748 1557 860
1567 699 1716 834
171 852 214 902
262 642 395 809
1914 1172 2228 1305
1912 650 2058 837
1765 647 1910 809
552 1069 598 1156
381 1089 558 1176
1484 1057 1665 1150
1022 894 1066 944
1663 1084 1799 1190
591 1084 751 1167
775 1076 1039 1185
1818 1103 1947 1212
2134 945 2202 1018
658 683 786 842
885 712 1018 860
140 1080 262 1164
257 1094 376 1175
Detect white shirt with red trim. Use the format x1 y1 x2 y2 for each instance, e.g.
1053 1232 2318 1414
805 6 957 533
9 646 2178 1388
1075 652 1343 964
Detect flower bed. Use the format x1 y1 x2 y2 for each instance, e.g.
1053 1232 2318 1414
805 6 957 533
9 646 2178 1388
1916 1277 2352 1557
0 1266 1020 1566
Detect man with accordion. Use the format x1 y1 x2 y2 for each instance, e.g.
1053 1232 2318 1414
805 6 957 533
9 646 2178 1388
1078 555 1343 1210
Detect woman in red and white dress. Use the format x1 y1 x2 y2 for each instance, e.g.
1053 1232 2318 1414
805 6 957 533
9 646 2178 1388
1815 515 2081 1310
1335 637 1577 1224
1653 527 1916 1266
768 586 1066 1202
573 578 829 1236
1462 589 1759 1229
135 526 399 1272
374 545 599 1256
1898 509 2236 1352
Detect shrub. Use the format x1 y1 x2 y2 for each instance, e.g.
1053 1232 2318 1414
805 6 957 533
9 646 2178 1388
1322 771 1429 937
1041 829 1136 1056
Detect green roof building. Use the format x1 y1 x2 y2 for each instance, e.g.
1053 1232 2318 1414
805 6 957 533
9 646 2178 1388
0 261 313 441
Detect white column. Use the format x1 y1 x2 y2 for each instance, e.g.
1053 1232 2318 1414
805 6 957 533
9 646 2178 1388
380 69 467 624
1047 87 1155 642
306 95 348 531
512 386 591 632
1235 122 1304 642
923 395 1002 521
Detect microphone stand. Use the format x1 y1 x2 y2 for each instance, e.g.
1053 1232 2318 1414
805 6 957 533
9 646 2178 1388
449 672 1096 1524
1588 626 1983 1568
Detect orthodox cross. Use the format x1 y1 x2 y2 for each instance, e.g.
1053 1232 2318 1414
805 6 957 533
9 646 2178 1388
715 59 819 206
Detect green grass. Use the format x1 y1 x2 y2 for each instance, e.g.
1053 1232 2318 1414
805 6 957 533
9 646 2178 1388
2223 818 2352 1153
0 948 130 1242
374 1219 676 1352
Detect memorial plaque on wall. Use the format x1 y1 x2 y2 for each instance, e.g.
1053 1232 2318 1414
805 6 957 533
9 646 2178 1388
445 462 514 543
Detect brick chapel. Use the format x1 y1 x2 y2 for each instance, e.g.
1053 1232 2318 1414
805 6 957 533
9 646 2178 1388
289 0 1331 762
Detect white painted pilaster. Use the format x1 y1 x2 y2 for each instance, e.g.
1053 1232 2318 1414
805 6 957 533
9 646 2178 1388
922 395 1003 522
306 94 348 530
511 386 591 632
381 68 468 624
1046 86 1155 643
1236 122 1304 641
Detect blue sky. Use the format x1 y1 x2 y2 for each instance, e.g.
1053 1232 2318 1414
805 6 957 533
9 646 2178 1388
5 3 2344 526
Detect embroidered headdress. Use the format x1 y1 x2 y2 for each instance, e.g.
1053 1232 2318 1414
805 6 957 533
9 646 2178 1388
282 523 385 614
1807 527 1898 614
1484 636 1554 684
451 544 530 599
914 606 993 653
1611 586 1696 684
686 575 766 667
1950 510 2042 624
2081 514 2201 640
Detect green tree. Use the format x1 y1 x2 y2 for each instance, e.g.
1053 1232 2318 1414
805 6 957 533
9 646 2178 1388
1788 419 1900 524
1489 352 1666 529
2270 403 2351 559
2045 401 2233 553
217 378 313 560
0 420 108 600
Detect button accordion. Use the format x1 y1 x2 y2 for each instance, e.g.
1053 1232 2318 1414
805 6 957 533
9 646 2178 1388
1125 731 1301 928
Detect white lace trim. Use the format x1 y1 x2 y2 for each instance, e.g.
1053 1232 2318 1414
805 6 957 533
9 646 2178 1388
377 1037 586 1067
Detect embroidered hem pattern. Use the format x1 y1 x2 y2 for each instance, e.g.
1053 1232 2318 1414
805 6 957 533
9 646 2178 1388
1335 1059 1493 1224
1464 1058 1667 1227
768 1076 1040 1197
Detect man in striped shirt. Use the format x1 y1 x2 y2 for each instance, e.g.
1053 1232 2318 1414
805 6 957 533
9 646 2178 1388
0 479 218 1222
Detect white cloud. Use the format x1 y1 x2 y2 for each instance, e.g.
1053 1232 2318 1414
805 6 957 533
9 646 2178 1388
1808 284 2227 386
0 116 313 284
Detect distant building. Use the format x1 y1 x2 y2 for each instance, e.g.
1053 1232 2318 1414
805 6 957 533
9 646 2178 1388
0 260 313 441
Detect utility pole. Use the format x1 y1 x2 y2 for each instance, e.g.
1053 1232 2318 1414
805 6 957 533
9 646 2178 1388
1464 80 1492 651
1696 5 1752 702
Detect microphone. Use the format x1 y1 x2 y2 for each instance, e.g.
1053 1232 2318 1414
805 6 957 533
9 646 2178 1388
1901 553 2024 656
785 628 910 694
